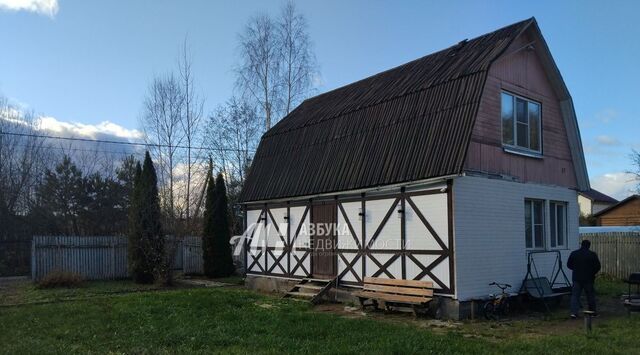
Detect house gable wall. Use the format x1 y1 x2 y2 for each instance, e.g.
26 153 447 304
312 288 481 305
464 29 578 189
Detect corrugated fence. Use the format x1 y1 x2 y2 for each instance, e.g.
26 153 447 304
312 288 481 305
32 236 206 281
580 231 640 279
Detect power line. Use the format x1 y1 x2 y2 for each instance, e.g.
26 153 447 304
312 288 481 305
9 141 147 157
0 131 256 153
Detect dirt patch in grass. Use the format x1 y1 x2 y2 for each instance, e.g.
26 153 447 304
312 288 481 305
312 279 631 342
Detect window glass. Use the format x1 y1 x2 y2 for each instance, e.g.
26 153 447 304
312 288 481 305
529 103 541 151
525 199 544 249
557 205 564 246
501 93 514 145
501 92 541 153
525 200 532 248
516 98 528 148
550 204 556 248
550 202 567 248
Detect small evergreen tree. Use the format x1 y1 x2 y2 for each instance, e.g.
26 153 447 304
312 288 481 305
202 166 217 277
203 172 235 278
127 162 148 283
128 152 164 284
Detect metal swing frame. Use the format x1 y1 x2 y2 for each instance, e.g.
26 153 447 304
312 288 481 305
519 250 572 312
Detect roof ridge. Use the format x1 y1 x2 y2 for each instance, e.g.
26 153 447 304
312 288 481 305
266 18 534 137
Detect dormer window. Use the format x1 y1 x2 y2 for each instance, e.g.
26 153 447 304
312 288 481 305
501 91 541 154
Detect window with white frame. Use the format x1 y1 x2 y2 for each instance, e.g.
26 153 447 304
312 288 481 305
501 92 541 153
524 199 544 249
550 202 567 248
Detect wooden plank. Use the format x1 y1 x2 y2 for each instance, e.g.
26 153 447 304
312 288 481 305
356 291 431 304
31 235 207 281
364 276 433 289
363 283 434 297
580 232 640 279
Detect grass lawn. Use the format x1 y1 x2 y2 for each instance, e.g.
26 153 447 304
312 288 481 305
0 278 639 354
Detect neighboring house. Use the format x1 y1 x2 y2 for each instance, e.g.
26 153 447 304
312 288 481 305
594 195 640 226
239 18 589 319
578 188 618 216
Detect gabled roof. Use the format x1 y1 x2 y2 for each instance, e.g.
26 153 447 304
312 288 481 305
579 188 618 204
240 18 588 203
594 195 640 217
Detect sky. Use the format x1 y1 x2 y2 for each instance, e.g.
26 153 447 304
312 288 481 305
0 0 638 199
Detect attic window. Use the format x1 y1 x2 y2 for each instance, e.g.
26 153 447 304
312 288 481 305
501 91 541 154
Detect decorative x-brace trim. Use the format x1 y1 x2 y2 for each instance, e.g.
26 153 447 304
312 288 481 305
338 203 362 249
366 198 400 249
289 206 309 247
406 253 449 290
267 209 287 246
266 249 287 274
247 250 264 273
337 252 363 283
405 196 448 251
369 253 401 279
290 250 311 276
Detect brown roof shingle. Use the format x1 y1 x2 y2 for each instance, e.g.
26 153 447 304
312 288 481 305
240 18 534 202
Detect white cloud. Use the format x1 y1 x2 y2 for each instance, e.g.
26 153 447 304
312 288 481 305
0 0 58 17
591 172 638 200
596 135 621 146
595 108 618 124
36 116 142 140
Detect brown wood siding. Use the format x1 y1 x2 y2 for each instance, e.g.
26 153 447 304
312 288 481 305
464 30 578 188
599 198 640 226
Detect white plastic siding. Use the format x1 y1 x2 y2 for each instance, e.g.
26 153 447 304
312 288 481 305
453 175 578 301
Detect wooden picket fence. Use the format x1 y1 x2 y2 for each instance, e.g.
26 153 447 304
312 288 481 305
579 232 640 279
31 236 205 281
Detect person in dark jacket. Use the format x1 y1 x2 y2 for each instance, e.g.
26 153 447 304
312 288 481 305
567 239 601 318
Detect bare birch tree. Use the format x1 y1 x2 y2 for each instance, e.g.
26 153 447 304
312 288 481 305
236 13 281 131
141 74 185 220
277 1 317 115
205 98 260 195
178 37 204 228
236 2 317 131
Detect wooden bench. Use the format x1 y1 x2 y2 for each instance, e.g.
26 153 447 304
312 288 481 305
355 277 434 316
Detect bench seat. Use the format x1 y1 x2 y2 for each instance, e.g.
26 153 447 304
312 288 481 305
355 277 434 315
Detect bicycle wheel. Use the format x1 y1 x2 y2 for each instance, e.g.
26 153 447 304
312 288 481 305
500 299 510 318
483 301 497 320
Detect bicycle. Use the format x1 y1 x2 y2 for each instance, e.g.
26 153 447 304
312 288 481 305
483 282 512 320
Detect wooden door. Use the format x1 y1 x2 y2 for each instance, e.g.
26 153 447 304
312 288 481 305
311 203 337 278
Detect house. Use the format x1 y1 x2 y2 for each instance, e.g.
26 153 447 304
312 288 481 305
238 18 589 319
578 188 618 216
594 195 640 226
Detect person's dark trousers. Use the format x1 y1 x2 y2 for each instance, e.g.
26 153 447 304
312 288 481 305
571 281 596 315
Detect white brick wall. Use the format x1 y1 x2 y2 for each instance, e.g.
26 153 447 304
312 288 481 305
453 175 578 301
